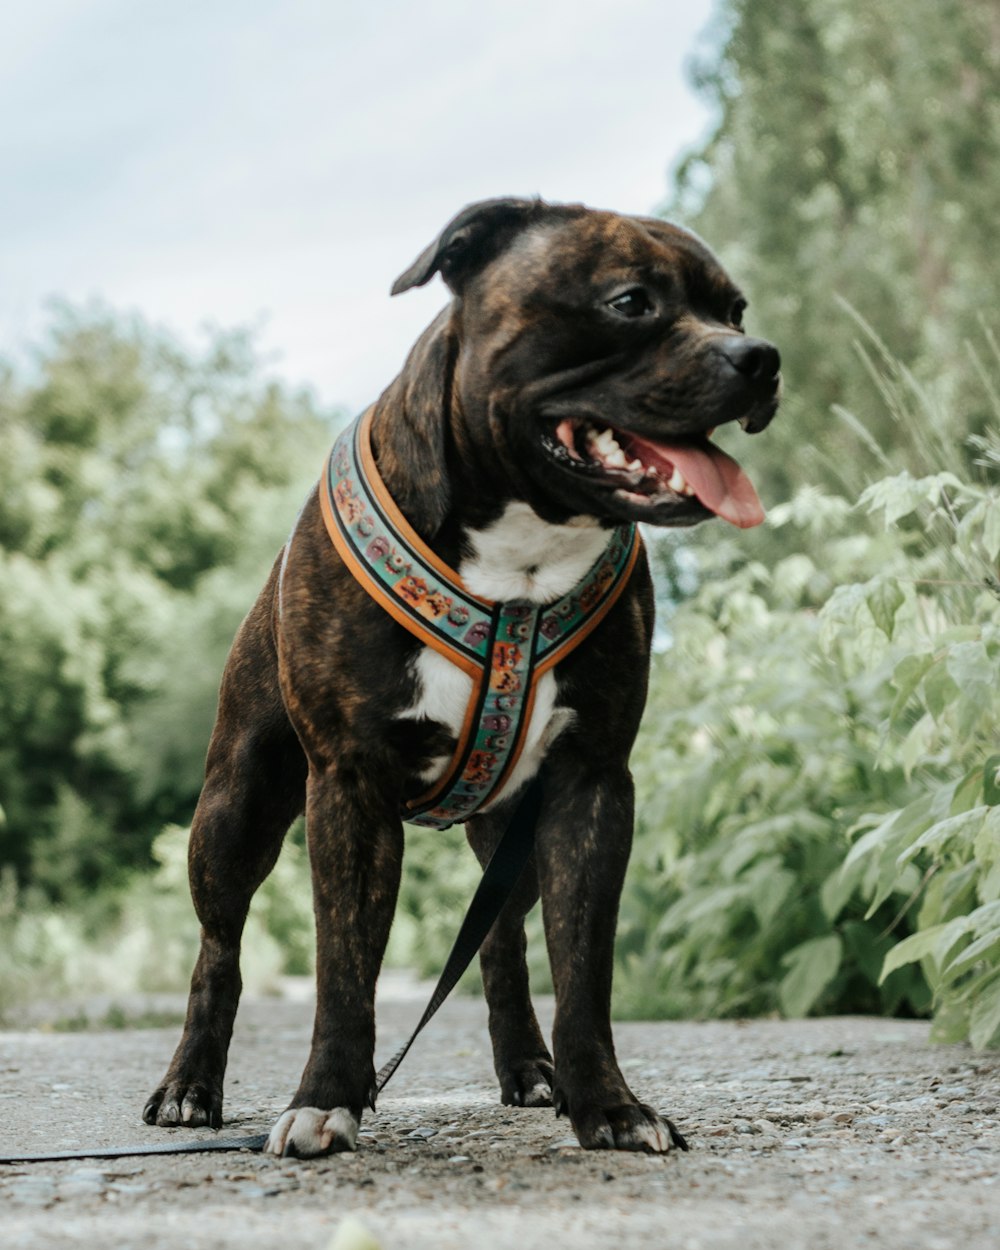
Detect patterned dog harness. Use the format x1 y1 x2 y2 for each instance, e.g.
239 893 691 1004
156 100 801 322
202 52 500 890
320 409 639 829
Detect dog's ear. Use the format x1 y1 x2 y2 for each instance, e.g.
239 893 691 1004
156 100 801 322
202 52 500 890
376 310 457 537
391 197 542 296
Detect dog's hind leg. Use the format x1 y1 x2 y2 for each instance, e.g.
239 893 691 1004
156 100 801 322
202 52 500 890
144 579 307 1130
263 765 403 1157
466 810 554 1107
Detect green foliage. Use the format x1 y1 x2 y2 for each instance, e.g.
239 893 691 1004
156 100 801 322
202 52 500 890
0 305 337 894
609 0 1000 1043
670 0 1000 499
618 514 922 1021
0 823 315 1019
618 363 1000 1039
387 824 484 988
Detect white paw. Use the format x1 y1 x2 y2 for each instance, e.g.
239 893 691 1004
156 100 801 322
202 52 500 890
264 1106 359 1157
523 1082 552 1107
618 1114 672 1153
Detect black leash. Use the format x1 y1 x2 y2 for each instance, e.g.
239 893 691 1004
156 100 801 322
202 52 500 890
0 780 543 1166
373 776 543 1093
0 1135 271 1164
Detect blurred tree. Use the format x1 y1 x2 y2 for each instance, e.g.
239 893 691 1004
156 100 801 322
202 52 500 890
0 306 337 895
669 0 1000 498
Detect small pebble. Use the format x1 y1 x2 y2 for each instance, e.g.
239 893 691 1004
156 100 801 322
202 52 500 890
328 1215 383 1250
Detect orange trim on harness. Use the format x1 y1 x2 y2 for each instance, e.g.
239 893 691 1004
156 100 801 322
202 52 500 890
319 409 639 828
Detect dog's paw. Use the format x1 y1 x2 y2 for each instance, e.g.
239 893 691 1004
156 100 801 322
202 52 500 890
264 1107 359 1158
499 1057 554 1108
555 1095 687 1153
143 1080 222 1130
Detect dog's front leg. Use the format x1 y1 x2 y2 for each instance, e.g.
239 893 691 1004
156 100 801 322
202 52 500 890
265 764 403 1158
535 757 677 1153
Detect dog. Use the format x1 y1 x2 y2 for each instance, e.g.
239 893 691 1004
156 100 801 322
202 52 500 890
143 197 780 1157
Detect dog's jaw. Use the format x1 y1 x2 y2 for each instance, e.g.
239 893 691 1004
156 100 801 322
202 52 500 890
539 416 770 529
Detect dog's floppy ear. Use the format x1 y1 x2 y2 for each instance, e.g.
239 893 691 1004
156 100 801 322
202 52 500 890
375 309 457 537
391 197 542 296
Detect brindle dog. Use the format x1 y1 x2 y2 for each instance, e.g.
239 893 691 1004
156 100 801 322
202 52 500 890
143 198 780 1157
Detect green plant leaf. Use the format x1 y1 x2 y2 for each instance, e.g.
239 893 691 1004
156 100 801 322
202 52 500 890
866 577 905 639
940 926 1000 983
778 935 842 1017
974 805 1000 868
969 976 1000 1050
922 664 959 722
820 863 857 922
981 499 1000 564
897 807 990 867
889 652 935 726
879 922 951 982
984 757 1000 807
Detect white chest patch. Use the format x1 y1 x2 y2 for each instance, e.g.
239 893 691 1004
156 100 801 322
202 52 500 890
402 650 573 798
459 502 609 604
397 502 598 795
405 647 474 784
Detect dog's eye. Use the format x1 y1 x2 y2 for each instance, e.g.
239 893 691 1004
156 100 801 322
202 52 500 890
730 298 747 330
607 288 655 319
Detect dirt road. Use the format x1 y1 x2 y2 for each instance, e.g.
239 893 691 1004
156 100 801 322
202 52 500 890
2 980 998 1249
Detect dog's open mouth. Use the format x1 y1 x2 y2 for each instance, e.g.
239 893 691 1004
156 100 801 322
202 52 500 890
543 418 765 529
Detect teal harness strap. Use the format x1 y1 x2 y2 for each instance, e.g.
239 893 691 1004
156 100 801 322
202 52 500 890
321 409 639 829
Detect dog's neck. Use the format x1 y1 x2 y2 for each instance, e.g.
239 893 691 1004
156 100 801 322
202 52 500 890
369 333 611 604
369 409 608 606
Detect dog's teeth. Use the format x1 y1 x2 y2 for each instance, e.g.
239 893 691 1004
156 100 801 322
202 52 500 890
586 426 628 469
627 458 643 472
667 467 689 494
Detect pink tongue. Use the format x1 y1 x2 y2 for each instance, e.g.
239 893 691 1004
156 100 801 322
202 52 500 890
629 433 765 529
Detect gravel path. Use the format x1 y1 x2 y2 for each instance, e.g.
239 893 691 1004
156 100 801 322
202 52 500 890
1 980 998 1249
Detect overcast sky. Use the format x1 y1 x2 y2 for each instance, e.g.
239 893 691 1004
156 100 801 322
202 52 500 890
2 0 720 412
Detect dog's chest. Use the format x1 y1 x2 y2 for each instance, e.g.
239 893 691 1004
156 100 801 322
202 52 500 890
401 503 609 798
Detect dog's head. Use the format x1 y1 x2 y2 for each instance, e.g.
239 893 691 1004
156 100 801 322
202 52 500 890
392 197 780 531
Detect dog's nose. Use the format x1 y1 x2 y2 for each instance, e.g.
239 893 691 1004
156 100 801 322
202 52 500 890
720 337 781 388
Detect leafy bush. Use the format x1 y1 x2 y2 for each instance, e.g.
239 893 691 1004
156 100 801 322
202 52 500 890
0 306 337 894
0 822 316 1020
616 349 1000 1044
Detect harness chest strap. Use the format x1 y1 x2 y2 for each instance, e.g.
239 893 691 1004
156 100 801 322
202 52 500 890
320 409 640 829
